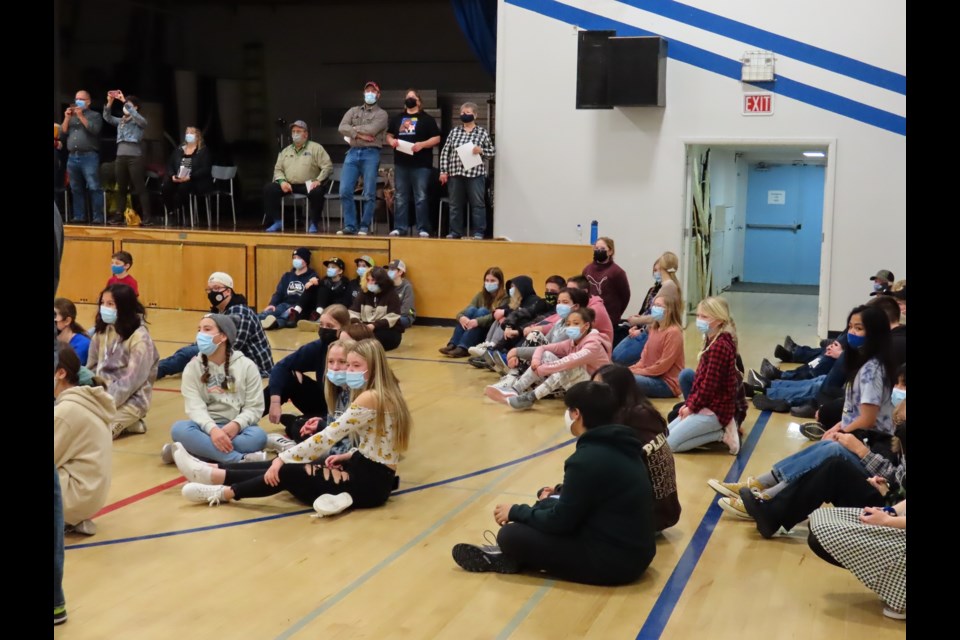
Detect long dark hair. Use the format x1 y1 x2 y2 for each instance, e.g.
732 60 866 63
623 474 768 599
94 283 145 340
54 297 86 335
366 267 395 295
844 304 896 389
591 364 668 439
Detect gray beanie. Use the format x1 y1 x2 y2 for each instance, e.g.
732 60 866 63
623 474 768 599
204 313 238 345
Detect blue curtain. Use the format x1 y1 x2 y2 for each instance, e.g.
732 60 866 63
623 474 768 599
451 0 497 77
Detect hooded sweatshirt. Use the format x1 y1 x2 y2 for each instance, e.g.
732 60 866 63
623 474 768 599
587 295 614 342
269 268 319 307
181 349 266 434
534 328 612 376
503 275 550 328
54 385 116 524
88 325 159 417
509 424 656 581
350 282 404 331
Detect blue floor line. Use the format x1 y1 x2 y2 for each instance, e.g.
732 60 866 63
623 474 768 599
636 411 772 640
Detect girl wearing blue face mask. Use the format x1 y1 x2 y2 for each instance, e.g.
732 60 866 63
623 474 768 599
666 296 745 455
349 267 404 351
88 283 160 440
176 339 412 518
490 308 612 411
165 313 267 465
627 294 685 399
161 126 214 217
259 248 318 330
614 252 682 366
441 266 506 357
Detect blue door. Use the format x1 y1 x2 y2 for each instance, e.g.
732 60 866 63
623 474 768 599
742 164 824 285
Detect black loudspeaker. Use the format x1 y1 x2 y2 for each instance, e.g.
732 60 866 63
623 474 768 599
608 36 667 107
576 30 615 110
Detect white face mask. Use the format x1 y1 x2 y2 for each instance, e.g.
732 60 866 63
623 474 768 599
564 409 576 433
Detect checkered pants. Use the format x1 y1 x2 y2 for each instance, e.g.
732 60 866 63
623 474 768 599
515 352 591 399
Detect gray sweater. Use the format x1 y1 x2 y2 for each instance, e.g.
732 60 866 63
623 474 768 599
64 108 103 153
395 279 416 325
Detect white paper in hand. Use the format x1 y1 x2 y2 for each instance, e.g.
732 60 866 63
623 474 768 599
177 165 191 179
396 139 415 156
456 142 483 170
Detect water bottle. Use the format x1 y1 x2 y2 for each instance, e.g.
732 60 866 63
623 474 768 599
576 224 583 244
589 220 599 245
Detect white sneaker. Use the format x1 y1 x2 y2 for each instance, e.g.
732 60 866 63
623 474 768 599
126 420 147 434
312 493 353 518
182 483 228 506
484 380 519 404
336 229 345 235
266 433 298 453
388 229 401 236
261 315 277 330
418 231 430 238
242 451 268 462
468 342 494 357
882 606 906 620
160 442 177 464
173 444 214 484
357 229 369 236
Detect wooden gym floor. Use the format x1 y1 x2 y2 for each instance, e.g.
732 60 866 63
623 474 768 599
57 292 906 639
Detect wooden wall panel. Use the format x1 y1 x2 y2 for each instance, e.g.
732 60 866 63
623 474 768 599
120 241 184 309
180 244 248 311
58 237 116 304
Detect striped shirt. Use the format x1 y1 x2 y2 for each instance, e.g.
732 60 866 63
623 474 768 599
439 125 495 177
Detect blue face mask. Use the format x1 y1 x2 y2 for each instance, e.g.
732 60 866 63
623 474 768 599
873 282 883 292
185 133 196 144
696 318 711 334
326 267 339 279
100 306 118 325
293 258 305 270
326 369 348 386
357 267 368 278
345 370 367 389
565 326 582 341
555 303 572 318
110 264 125 276
367 283 381 294
653 272 662 284
846 332 866 348
364 92 378 105
75 99 86 109
650 305 665 321
509 287 517 298
891 388 906 407
196 332 221 356
387 270 398 281
484 281 499 293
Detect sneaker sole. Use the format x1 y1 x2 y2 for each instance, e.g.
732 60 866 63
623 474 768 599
718 498 754 520
799 423 826 441
313 493 353 516
707 479 741 500
484 386 517 404
451 544 518 574
262 317 277 329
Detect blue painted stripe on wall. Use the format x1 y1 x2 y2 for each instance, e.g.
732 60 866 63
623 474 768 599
613 0 905 95
506 0 906 136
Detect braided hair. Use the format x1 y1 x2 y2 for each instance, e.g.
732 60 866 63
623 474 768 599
200 340 235 393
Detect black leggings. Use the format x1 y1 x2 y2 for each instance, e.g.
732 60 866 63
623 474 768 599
496 522 654 586
225 452 397 508
262 374 328 431
374 327 403 351
807 530 843 567
769 456 882 531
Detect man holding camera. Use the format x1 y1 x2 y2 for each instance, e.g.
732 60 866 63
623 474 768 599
62 90 104 223
264 120 333 233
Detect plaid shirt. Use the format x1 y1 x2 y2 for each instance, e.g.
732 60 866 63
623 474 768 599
862 451 906 491
685 332 741 426
224 300 274 376
439 125 495 177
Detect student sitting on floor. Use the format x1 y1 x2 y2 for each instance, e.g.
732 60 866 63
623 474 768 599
612 250 681 363
565 275 614 342
627 293 685 399
291 256 353 329
54 297 91 365
466 275 549 368
349 266 405 351
259 247 318 330
439 266 507 357
451 380 656 585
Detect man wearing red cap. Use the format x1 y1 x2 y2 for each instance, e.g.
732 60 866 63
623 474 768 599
337 82 388 236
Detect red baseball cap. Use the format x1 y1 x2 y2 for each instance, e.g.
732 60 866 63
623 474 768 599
364 81 380 92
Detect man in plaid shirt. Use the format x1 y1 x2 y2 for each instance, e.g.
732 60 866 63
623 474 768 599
439 102 495 239
157 272 275 379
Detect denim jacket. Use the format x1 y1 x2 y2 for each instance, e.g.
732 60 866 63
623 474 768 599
103 104 147 144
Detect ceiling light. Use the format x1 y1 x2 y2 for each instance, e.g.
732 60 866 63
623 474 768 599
803 151 825 158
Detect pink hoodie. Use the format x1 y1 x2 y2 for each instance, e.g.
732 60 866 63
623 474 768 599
588 296 614 342
533 328 612 376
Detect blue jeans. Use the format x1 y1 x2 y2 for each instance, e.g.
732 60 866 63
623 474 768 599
772 440 863 485
171 420 268 464
158 344 200 379
766 375 826 406
666 412 724 452
340 147 380 232
634 374 676 398
449 306 491 348
448 175 486 237
67 152 104 222
679 368 696 400
612 331 649 366
259 302 295 328
792 345 822 364
394 164 431 234
54 464 65 610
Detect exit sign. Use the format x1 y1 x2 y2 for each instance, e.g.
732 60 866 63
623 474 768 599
743 93 774 116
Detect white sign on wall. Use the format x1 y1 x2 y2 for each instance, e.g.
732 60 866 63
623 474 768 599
768 190 786 205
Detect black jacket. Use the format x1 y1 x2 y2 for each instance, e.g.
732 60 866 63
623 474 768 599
509 424 657 580
166 145 213 192
503 275 550 329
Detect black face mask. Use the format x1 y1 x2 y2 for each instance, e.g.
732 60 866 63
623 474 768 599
208 290 227 307
544 293 558 306
594 249 608 263
318 328 338 343
460 113 475 123
404 97 418 109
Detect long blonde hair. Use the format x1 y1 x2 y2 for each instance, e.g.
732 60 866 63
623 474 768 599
658 251 681 291
346 339 412 452
323 340 355 413
653 294 683 331
697 296 737 360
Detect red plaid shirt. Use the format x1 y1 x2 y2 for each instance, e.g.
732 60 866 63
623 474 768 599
685 332 744 426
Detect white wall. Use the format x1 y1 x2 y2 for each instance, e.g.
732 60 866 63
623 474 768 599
495 0 905 332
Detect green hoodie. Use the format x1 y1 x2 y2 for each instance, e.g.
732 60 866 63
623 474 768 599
509 424 656 578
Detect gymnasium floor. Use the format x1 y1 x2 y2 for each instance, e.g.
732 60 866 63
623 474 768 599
57 292 906 639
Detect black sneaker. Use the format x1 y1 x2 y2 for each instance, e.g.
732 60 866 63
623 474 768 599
738 487 781 539
54 606 67 626
752 394 790 413
790 404 818 419
278 413 300 430
798 421 826 441
774 344 793 363
760 358 781 381
452 533 520 574
783 335 798 352
467 356 489 369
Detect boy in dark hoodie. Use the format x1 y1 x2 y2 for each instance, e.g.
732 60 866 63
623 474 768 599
157 272 275 379
259 247 318 329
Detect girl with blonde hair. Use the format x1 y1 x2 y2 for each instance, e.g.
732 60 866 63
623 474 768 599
627 293 685 398
613 251 682 366
666 296 745 454
161 125 213 215
175 339 412 517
